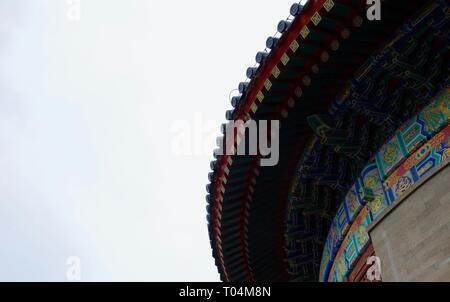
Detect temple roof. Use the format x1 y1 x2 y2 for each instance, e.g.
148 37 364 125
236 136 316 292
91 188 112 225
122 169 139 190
206 0 445 281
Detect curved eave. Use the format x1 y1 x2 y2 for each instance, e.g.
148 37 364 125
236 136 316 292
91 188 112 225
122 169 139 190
207 0 431 281
208 0 328 281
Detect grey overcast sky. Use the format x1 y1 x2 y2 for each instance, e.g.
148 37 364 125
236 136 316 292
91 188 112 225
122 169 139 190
0 0 297 281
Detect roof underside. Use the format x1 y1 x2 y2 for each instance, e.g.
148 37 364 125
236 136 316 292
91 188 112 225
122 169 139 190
206 0 448 282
